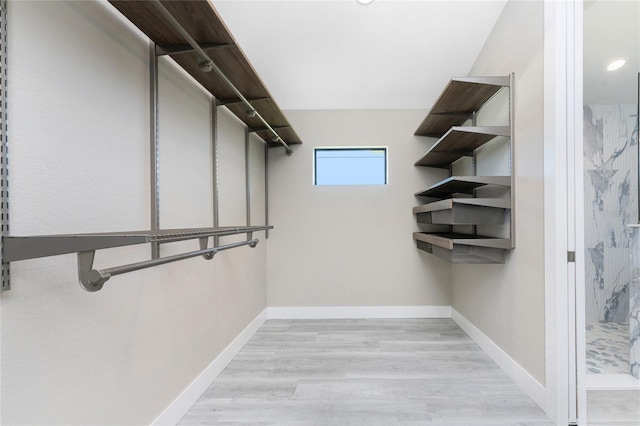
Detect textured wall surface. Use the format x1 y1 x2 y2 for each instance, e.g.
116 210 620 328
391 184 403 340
449 0 546 385
267 109 451 308
3 1 267 424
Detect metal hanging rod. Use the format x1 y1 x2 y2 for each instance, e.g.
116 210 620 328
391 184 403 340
156 42 234 56
249 125 290 134
217 97 270 107
78 238 259 292
149 0 293 156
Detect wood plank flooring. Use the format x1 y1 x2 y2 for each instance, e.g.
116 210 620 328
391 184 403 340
179 319 554 425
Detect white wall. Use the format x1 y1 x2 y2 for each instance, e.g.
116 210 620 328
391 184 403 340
450 0 546 385
2 1 267 424
267 109 451 308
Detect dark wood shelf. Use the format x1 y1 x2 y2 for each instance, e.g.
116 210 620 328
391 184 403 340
109 0 302 148
415 126 510 168
413 232 510 264
414 76 509 137
413 198 510 225
415 176 511 199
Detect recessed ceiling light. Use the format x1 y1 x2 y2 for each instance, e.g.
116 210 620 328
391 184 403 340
356 0 374 5
606 59 626 71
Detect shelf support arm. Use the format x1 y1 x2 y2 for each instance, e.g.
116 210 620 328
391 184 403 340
77 238 260 292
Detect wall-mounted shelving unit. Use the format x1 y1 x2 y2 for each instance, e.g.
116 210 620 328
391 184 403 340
1 0 298 291
109 0 302 151
413 75 515 264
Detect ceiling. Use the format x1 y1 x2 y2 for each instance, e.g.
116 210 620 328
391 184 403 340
212 0 507 110
584 1 639 105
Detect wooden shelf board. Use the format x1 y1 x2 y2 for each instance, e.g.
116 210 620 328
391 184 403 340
415 77 508 137
415 126 510 168
415 240 506 264
413 198 510 214
415 176 511 199
108 0 301 147
413 232 512 250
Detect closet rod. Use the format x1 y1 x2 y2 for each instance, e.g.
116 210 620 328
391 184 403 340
79 238 259 292
149 0 293 156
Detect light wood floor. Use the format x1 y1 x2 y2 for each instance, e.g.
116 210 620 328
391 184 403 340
179 319 554 425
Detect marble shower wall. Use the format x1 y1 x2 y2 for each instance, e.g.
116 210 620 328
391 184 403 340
629 227 640 379
584 104 638 324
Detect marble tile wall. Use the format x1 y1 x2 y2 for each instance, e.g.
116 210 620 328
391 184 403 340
584 104 639 379
630 227 640 379
584 104 638 325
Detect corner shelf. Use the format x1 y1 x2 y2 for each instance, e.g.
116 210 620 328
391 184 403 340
412 75 515 264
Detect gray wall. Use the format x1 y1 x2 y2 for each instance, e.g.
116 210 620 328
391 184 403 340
3 1 267 424
450 0 546 385
267 109 451 308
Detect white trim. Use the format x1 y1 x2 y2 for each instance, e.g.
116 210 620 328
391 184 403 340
151 309 269 426
586 374 640 390
267 305 452 319
451 308 547 412
543 0 573 424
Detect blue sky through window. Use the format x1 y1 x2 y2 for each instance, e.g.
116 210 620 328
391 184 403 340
314 148 387 185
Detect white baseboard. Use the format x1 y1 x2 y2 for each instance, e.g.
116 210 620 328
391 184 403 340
267 305 452 319
451 308 547 412
152 309 269 426
586 374 640 390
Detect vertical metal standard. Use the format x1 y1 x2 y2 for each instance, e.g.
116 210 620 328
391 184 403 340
149 0 292 156
245 127 251 226
212 98 220 247
637 72 639 224
0 0 8 291
264 144 269 239
509 72 516 248
149 42 160 259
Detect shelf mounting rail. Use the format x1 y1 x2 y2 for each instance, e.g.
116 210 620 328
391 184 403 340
149 0 293 156
3 225 271 292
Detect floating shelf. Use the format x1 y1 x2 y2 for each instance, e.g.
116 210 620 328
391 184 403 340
413 232 510 264
415 126 510 168
3 226 272 262
414 76 509 137
108 0 301 148
415 176 511 199
413 198 510 225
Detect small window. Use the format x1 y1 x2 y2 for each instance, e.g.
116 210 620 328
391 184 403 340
314 147 387 186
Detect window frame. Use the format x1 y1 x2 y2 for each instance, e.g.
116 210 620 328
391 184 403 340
312 146 388 186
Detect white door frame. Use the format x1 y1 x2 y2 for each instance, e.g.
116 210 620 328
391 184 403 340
544 1 586 425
